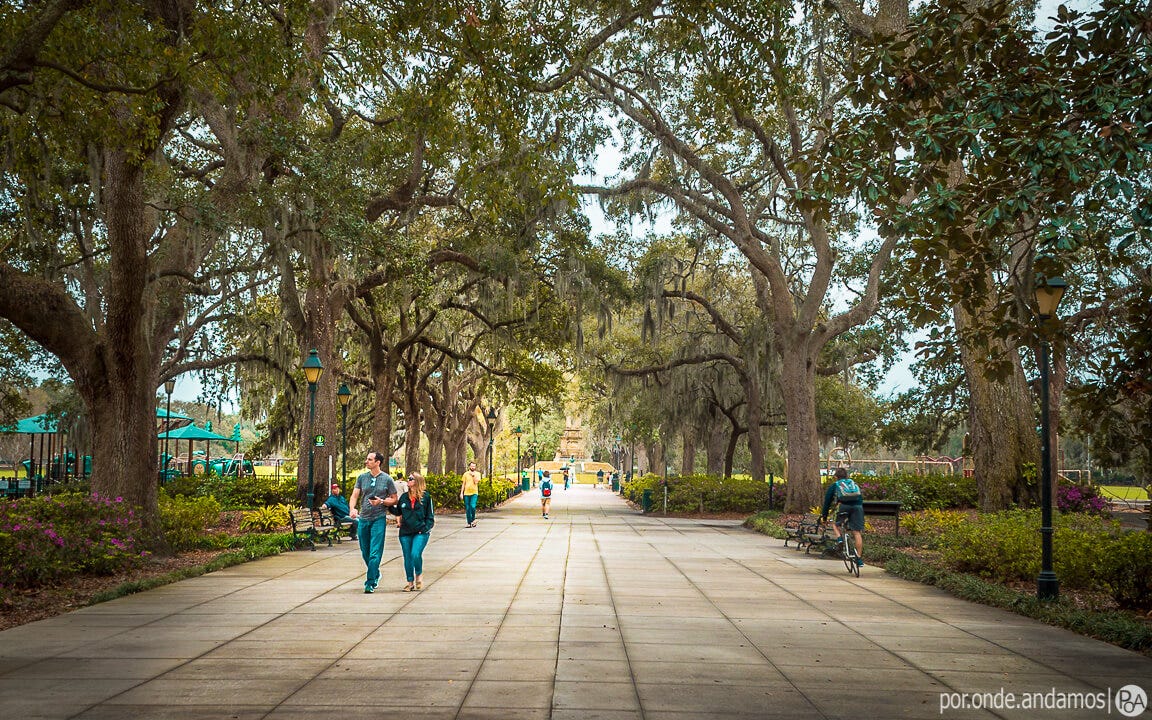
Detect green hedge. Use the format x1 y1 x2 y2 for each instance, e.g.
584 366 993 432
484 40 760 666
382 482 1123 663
165 472 297 509
852 472 977 510
622 474 783 513
936 508 1152 611
425 473 519 511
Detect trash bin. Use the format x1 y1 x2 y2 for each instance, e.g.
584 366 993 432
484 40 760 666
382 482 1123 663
612 472 620 492
642 488 652 513
522 474 530 493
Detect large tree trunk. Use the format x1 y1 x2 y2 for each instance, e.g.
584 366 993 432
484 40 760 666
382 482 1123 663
401 376 422 475
292 236 340 508
705 415 727 475
956 304 1040 510
423 408 445 475
681 428 697 475
743 375 766 483
781 343 822 513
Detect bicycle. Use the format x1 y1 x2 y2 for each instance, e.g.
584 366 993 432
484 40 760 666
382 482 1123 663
832 510 861 577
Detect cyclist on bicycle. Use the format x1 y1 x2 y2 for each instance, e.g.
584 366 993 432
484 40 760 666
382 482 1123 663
820 467 864 567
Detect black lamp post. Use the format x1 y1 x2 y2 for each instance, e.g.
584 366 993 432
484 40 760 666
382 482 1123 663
513 425 523 487
1035 275 1067 601
337 383 351 491
302 349 323 509
486 407 498 480
629 424 636 484
162 378 175 482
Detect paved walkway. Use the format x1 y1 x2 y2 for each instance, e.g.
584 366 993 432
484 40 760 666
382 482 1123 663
1 485 1149 720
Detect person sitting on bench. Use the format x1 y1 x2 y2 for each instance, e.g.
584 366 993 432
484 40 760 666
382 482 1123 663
325 482 358 538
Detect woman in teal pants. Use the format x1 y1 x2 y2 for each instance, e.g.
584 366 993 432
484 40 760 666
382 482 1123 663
390 473 435 591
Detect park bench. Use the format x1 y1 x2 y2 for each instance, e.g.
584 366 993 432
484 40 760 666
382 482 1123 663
316 506 349 542
862 500 903 536
320 505 357 539
289 507 341 550
802 520 837 554
783 514 822 550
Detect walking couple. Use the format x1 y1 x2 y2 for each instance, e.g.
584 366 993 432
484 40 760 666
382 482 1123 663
348 451 435 593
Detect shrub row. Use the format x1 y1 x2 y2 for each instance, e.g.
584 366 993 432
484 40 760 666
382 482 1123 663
852 472 977 510
1 490 230 600
932 508 1152 611
0 493 148 592
622 474 784 513
425 473 518 511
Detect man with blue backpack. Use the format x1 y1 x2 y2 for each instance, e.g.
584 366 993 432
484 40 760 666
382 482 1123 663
820 467 865 567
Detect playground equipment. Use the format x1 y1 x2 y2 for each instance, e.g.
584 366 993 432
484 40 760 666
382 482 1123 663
824 447 964 476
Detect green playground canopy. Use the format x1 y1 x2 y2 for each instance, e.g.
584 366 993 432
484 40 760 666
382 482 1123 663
159 423 230 441
0 414 59 435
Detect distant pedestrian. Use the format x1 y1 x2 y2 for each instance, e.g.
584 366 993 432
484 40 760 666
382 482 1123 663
540 471 553 519
460 461 482 527
596 468 605 488
390 471 409 527
390 472 434 591
348 451 398 593
563 467 571 491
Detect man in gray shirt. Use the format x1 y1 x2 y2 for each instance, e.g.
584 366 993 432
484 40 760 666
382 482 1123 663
348 451 398 593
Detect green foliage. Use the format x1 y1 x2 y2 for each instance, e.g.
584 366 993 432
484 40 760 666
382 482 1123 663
0 493 147 596
854 472 977 510
158 493 222 551
423 472 518 511
900 508 970 537
743 511 788 538
623 474 781 513
935 508 1151 609
815 376 883 447
165 472 297 510
425 473 463 510
1101 531 1152 613
239 505 290 533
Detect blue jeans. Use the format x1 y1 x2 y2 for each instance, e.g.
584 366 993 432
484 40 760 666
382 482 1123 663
464 494 478 524
357 515 388 589
398 532 430 581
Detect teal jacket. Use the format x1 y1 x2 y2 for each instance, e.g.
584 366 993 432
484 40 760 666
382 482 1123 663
389 491 435 536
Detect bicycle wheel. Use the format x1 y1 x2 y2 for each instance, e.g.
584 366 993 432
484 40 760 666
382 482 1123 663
841 537 856 575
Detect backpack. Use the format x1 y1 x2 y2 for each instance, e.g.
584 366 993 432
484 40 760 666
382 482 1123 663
834 477 861 502
541 479 552 497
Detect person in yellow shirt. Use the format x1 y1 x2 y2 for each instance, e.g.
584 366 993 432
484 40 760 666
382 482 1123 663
459 461 482 527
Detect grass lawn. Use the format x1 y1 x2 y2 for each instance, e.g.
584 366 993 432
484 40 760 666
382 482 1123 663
1099 485 1149 501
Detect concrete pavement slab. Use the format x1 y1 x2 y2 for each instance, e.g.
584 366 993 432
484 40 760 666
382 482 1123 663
2 484 1150 719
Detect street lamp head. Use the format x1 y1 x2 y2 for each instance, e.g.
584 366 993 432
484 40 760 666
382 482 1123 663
513 425 522 437
337 383 352 407
302 349 323 386
486 407 498 422
164 378 176 395
1034 276 1068 319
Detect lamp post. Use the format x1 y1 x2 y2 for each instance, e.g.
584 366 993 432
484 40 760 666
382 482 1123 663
302 349 323 510
337 383 351 491
513 425 523 489
161 378 175 482
486 407 498 481
629 424 636 484
1035 276 1067 601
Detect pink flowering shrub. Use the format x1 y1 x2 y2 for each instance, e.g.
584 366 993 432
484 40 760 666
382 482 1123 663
0 492 147 596
1056 483 1109 515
